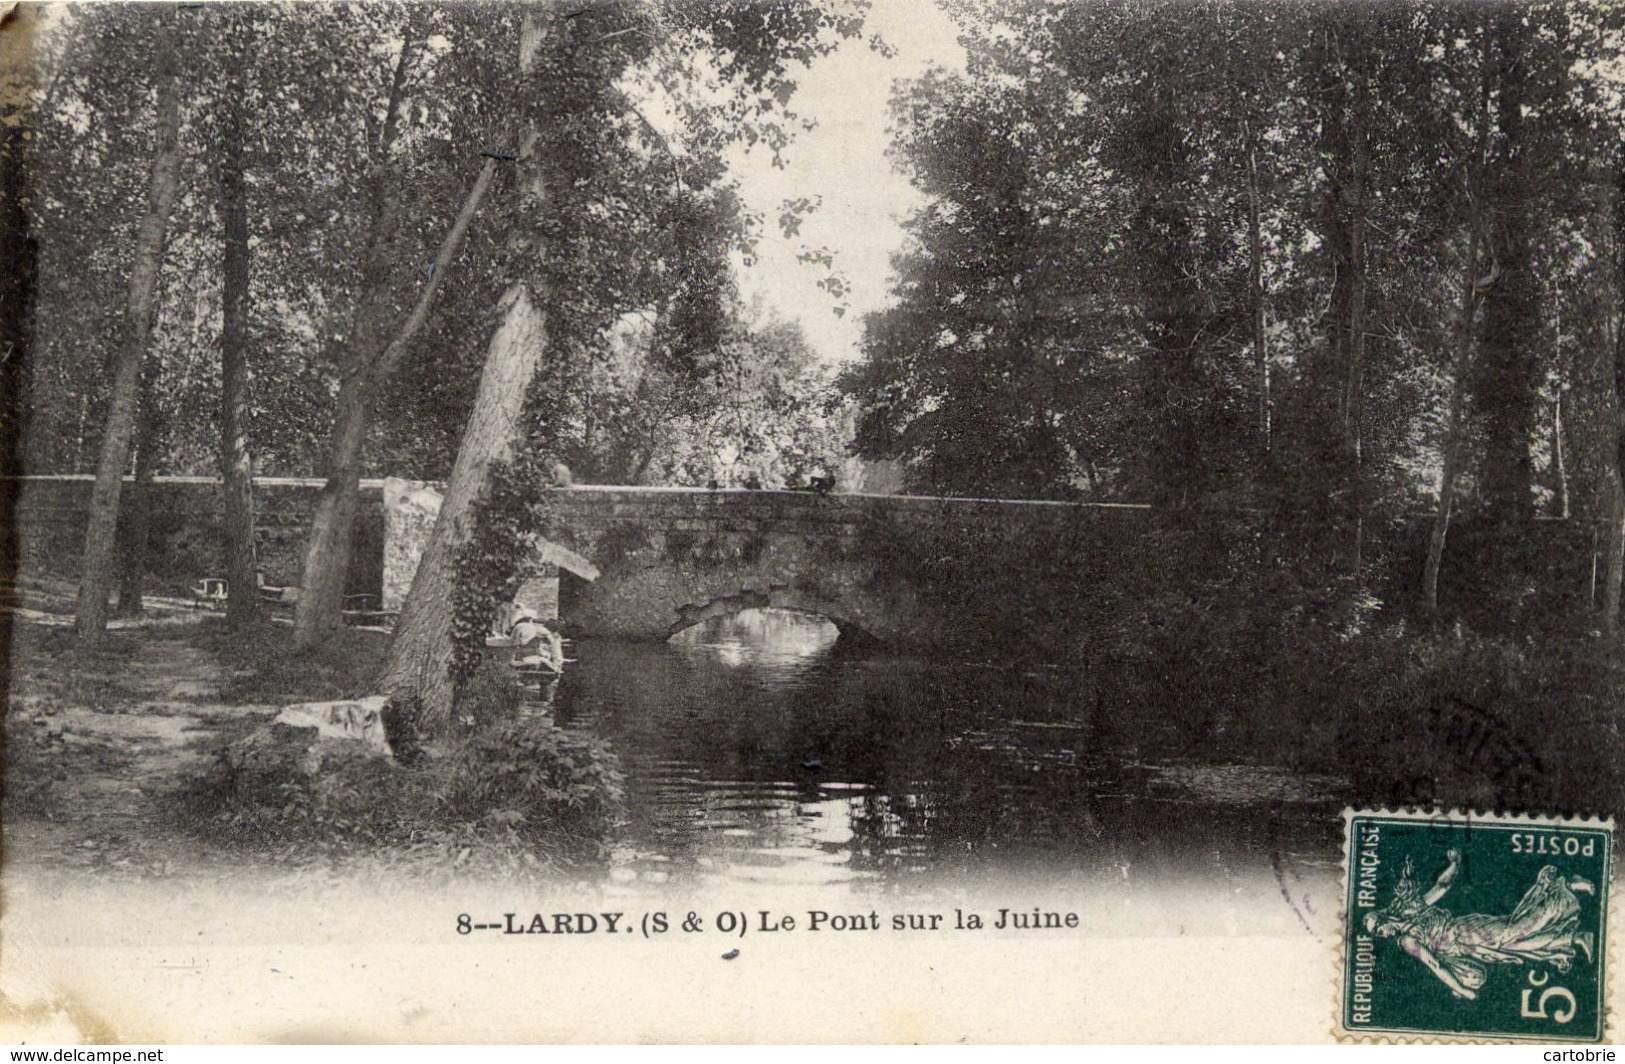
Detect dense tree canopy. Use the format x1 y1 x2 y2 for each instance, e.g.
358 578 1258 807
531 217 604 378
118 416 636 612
19 0 1625 659
838 0 1625 624
17 1 858 484
842 0 1623 508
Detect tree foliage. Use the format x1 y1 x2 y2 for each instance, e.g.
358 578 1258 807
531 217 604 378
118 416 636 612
840 0 1625 622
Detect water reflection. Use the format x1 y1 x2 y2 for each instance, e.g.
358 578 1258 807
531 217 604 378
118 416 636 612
548 609 1350 896
668 607 839 670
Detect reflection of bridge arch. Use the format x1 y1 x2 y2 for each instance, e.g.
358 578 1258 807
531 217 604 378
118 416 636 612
663 586 880 647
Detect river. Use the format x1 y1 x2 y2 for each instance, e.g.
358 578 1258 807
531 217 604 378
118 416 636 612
533 608 1350 910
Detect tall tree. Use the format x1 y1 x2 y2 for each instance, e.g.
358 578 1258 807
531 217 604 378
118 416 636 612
216 36 257 629
0 0 39 481
113 372 163 616
292 10 432 649
1423 224 1486 613
1605 156 1625 634
1473 9 1545 527
74 6 184 645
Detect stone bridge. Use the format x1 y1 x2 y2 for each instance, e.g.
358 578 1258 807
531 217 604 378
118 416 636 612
537 486 1153 650
8 474 1156 654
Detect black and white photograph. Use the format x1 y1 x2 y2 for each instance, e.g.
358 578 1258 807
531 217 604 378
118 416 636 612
2 0 1624 1044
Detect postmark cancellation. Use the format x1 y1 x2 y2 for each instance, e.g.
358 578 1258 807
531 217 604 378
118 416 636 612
1340 808 1615 1043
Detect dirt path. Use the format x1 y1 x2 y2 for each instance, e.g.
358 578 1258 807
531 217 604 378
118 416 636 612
5 613 279 881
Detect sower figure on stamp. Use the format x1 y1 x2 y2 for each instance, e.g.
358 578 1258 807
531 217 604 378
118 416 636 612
1364 849 1597 1000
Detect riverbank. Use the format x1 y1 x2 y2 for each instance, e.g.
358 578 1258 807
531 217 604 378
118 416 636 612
1 577 621 885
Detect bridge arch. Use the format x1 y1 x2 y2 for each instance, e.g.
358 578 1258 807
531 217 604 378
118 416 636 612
662 585 882 648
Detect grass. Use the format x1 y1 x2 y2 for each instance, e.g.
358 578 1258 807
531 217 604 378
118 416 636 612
6 624 148 710
184 616 389 704
160 622 625 875
4 711 136 819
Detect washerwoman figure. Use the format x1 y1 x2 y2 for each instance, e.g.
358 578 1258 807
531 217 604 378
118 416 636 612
1364 849 1596 1000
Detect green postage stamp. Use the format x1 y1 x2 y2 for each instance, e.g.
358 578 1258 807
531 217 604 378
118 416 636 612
1340 809 1615 1042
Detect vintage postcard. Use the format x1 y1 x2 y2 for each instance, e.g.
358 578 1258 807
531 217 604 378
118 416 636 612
3 0 1624 1045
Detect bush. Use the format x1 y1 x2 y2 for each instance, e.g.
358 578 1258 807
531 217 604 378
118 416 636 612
1336 628 1625 817
1066 561 1625 822
380 693 426 766
453 657 527 728
444 720 626 855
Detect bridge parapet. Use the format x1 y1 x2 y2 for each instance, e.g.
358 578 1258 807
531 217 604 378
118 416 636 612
549 486 1149 534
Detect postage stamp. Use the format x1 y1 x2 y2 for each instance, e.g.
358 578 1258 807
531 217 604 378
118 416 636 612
1341 808 1615 1043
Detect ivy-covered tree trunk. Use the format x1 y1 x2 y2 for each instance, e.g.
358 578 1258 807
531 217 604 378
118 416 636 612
218 96 258 629
380 282 549 731
75 17 183 646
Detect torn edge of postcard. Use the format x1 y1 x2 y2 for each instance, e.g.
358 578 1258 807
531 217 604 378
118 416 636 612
1336 807 1615 1044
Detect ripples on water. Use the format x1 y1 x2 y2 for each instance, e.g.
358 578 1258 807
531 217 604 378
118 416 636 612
544 608 1348 895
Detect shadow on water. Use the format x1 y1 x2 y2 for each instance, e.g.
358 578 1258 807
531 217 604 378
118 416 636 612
541 608 1351 894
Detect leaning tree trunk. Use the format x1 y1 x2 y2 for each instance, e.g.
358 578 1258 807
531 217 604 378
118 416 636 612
218 98 258 629
380 14 548 731
293 154 500 651
380 282 549 731
295 381 375 648
75 25 183 645
291 23 418 651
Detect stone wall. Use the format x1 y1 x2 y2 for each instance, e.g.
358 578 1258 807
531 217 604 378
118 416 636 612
380 478 560 617
380 478 441 610
4 475 385 596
